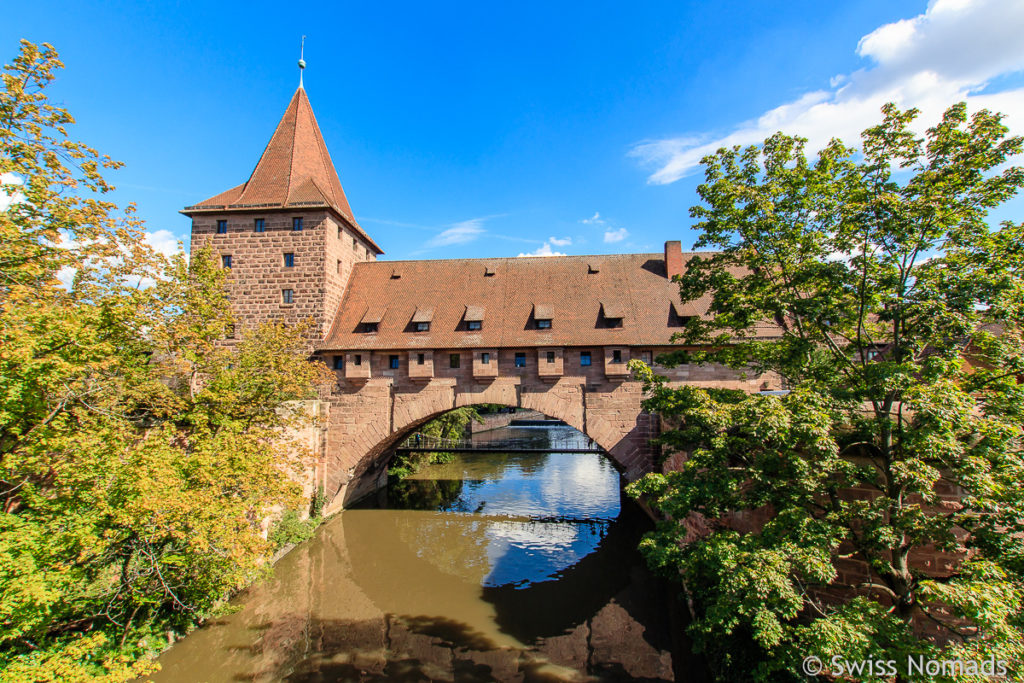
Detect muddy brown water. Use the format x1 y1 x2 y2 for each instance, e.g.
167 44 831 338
150 425 685 682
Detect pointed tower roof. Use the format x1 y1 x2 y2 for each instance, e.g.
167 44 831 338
184 88 381 253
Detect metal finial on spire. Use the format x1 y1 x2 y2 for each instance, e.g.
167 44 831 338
298 36 306 88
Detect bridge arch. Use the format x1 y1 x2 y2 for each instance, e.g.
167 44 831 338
321 379 659 512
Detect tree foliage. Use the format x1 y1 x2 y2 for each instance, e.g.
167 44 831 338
628 103 1024 681
0 41 331 679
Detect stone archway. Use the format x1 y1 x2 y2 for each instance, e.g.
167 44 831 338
321 377 659 513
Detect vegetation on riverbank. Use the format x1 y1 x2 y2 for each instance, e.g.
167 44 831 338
0 42 332 680
387 405 487 480
629 103 1024 680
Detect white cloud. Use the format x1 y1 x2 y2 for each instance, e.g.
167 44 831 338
603 227 629 243
426 218 486 247
518 239 567 257
1 172 24 211
580 211 605 225
548 236 572 246
145 229 184 258
631 0 1024 184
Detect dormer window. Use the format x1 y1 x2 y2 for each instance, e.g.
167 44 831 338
411 307 433 333
360 305 385 333
465 305 484 331
601 301 623 328
671 300 700 327
533 303 553 329
216 220 227 234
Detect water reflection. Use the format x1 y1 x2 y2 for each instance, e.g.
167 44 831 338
150 426 679 682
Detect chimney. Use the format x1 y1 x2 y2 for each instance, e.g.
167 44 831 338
664 240 683 280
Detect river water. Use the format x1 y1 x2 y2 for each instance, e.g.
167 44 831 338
150 425 682 682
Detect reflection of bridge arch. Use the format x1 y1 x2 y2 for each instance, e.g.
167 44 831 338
322 378 659 511
342 492 658 648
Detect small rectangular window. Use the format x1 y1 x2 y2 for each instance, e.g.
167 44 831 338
221 255 232 269
336 259 342 274
254 218 265 233
337 226 343 240
417 353 425 365
613 349 623 363
362 322 378 333
226 324 236 339
353 237 358 251
415 322 430 332
389 355 399 369
580 351 592 366
641 351 652 364
282 289 293 304
292 217 303 231
450 353 460 369
481 352 490 364
546 351 556 364
354 354 362 366
537 319 551 329
467 320 482 331
283 253 295 268
216 220 227 234
514 352 526 368
333 356 344 370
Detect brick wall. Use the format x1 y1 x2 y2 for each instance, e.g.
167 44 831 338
190 208 374 342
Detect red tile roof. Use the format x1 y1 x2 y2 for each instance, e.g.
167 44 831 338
182 88 382 254
319 252 782 350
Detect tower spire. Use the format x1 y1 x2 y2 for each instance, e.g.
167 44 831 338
298 35 306 88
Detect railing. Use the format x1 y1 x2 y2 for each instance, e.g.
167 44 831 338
397 431 603 453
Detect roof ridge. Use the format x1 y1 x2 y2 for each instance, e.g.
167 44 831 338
283 89 300 208
346 251 715 266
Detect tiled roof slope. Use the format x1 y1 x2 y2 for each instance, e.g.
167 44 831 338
183 88 382 254
321 252 782 350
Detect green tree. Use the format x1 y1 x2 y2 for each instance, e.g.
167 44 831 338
1 41 331 679
628 103 1024 681
389 406 485 479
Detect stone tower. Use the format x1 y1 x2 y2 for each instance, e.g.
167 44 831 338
183 86 382 342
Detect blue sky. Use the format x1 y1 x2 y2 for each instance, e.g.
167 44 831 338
4 0 1023 260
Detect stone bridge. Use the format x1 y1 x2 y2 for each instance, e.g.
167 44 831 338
317 354 770 513
321 375 655 512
